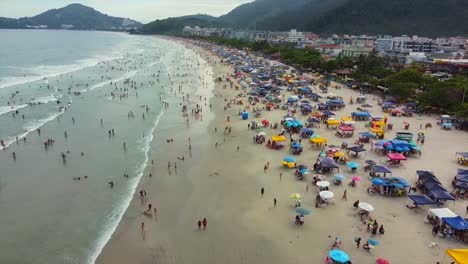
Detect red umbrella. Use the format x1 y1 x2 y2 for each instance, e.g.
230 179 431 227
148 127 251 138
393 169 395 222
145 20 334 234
376 258 390 264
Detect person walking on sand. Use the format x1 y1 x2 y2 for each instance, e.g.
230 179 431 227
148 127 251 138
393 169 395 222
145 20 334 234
202 218 207 230
353 200 359 209
261 187 264 196
355 237 361 248
141 222 145 233
274 198 277 207
197 220 202 230
342 189 347 200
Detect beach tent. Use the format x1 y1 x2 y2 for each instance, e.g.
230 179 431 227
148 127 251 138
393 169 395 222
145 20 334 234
310 137 327 144
381 177 410 188
372 165 392 174
408 195 436 205
319 157 339 170
429 190 455 200
347 146 366 153
326 119 340 126
428 208 457 219
442 216 468 231
351 111 372 117
359 131 374 138
387 153 407 160
456 169 468 183
417 170 441 184
271 135 286 142
446 249 468 264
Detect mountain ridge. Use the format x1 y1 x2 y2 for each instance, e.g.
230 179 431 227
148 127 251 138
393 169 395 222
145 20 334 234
141 0 468 37
0 3 141 31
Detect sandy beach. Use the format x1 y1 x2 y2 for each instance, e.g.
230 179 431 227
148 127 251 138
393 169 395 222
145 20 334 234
97 39 468 264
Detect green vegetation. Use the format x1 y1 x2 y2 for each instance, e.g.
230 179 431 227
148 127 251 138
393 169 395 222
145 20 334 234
194 36 468 117
0 3 141 30
140 15 220 35
257 0 468 36
140 0 468 36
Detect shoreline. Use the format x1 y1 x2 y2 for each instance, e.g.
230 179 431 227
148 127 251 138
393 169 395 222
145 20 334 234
97 39 468 264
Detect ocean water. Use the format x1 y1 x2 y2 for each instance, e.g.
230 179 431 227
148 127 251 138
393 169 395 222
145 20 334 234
0 30 214 263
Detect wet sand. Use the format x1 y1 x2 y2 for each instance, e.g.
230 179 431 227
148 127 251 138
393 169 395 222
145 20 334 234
97 40 468 264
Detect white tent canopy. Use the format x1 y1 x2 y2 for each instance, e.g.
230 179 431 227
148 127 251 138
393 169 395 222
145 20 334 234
428 208 457 219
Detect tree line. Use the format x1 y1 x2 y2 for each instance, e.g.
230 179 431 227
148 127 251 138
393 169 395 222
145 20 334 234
193 36 468 118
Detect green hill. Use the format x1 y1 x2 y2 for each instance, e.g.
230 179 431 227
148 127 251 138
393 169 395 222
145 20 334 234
218 0 313 28
0 3 141 30
304 0 468 36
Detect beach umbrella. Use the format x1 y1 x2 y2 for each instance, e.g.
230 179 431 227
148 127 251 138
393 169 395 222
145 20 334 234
283 156 296 163
329 250 350 263
352 176 362 181
334 174 345 181
319 191 334 199
334 151 345 157
346 162 359 169
395 147 402 152
372 178 384 185
257 132 266 136
365 160 377 165
295 207 311 215
299 169 309 175
329 147 340 152
386 145 394 150
358 202 374 212
376 259 390 264
316 181 330 187
290 193 302 200
368 239 379 246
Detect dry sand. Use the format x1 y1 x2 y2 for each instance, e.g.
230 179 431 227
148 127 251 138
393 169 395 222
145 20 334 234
97 41 468 264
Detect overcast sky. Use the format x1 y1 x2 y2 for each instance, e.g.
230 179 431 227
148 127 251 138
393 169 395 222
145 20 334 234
0 0 254 23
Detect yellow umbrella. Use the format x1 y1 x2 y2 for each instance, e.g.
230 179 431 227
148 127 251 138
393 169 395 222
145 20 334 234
290 193 302 200
311 137 327 144
334 151 345 157
341 117 353 121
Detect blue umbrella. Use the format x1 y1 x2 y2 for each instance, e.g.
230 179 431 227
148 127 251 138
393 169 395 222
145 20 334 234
334 174 345 181
395 147 402 152
292 142 302 148
402 146 410 152
368 239 379 246
329 250 350 263
295 207 311 215
346 162 359 169
283 156 296 163
372 178 384 185
299 169 309 174
386 145 394 150
302 128 313 133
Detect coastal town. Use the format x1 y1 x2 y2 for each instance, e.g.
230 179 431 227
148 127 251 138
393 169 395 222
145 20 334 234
183 26 468 72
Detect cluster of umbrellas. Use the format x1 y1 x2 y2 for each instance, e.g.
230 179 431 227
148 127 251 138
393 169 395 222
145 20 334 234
290 193 311 215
